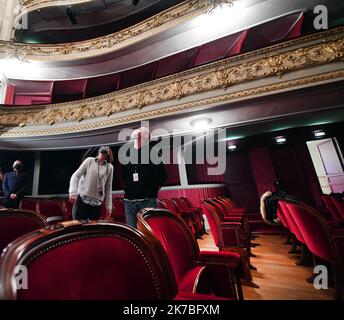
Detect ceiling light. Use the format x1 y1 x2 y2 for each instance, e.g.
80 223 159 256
190 117 212 131
275 136 286 144
228 144 237 150
313 130 326 138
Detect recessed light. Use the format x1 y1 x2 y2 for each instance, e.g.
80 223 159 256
275 136 286 144
313 130 326 137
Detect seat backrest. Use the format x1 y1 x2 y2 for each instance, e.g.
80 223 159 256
158 199 178 214
207 199 226 220
180 197 195 209
284 200 337 263
277 200 305 244
171 198 190 211
112 198 126 222
201 200 222 248
37 200 64 218
321 195 342 221
137 208 199 285
330 196 344 221
20 198 39 211
0 209 47 254
0 221 177 300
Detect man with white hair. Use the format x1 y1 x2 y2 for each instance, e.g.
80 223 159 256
123 126 167 228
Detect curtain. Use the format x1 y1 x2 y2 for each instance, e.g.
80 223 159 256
297 142 324 209
249 147 277 198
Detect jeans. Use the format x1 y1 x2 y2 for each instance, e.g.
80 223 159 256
124 198 158 228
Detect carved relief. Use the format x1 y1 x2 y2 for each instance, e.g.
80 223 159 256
6 1 208 61
1 30 344 136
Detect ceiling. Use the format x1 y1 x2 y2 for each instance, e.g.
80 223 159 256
14 0 185 44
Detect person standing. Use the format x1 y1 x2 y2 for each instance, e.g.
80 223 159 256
69 146 114 220
2 160 29 209
122 127 167 228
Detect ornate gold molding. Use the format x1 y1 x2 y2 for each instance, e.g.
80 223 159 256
4 1 209 62
1 31 344 129
1 68 344 138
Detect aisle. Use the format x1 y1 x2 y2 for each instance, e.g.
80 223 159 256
198 232 334 300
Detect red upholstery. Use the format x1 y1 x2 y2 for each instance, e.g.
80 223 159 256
277 200 305 244
119 62 157 89
0 209 47 253
201 201 254 285
172 198 204 237
20 198 39 212
61 198 73 220
331 197 344 221
112 197 126 223
154 48 198 79
137 209 243 299
321 195 343 222
86 74 121 97
36 200 65 223
0 221 179 300
283 200 344 299
242 12 304 52
193 31 247 67
159 199 196 236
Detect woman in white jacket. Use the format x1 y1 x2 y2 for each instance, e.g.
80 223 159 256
69 146 114 220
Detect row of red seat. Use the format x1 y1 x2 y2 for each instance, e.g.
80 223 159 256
0 197 127 224
201 196 257 287
277 198 344 299
0 207 243 300
158 198 205 239
321 195 344 223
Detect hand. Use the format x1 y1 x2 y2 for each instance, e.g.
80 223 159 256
10 193 17 200
106 210 113 221
69 195 77 204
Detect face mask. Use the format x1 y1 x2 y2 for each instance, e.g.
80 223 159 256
13 164 22 171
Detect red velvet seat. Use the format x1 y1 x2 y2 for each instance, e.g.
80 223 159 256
158 199 197 237
36 200 65 223
61 198 73 221
137 208 243 299
112 197 126 223
321 195 343 222
331 196 344 221
0 220 229 300
208 198 254 258
284 200 344 299
201 200 256 286
172 198 204 237
0 209 47 254
19 198 39 212
180 197 206 236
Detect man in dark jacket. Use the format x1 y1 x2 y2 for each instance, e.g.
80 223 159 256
122 127 167 228
2 160 29 209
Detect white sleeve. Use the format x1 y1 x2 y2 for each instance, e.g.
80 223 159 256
69 158 90 196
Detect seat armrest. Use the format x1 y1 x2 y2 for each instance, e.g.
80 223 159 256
175 292 231 300
195 251 240 268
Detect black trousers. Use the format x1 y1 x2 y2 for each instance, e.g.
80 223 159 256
72 195 102 220
3 198 20 209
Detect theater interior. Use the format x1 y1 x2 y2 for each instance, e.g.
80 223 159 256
0 0 344 302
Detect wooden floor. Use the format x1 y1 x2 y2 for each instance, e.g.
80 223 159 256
198 232 335 300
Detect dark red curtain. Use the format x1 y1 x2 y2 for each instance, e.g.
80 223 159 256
249 147 277 198
297 142 324 209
